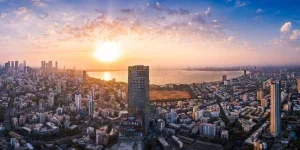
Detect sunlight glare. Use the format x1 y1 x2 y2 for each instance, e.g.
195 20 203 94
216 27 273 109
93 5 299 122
94 41 121 63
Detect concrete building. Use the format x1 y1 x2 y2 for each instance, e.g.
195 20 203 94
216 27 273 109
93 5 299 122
222 75 227 82
128 65 150 135
75 93 81 111
253 139 267 150
270 82 281 136
88 95 94 117
48 92 55 108
261 98 268 108
199 123 216 137
257 90 264 100
221 130 229 140
157 119 165 131
39 99 44 111
298 79 300 94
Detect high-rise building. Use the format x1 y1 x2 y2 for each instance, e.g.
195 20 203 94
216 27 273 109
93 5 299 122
75 93 81 111
244 70 247 77
297 79 300 94
56 107 63 115
83 70 87 83
41 61 46 72
257 89 264 100
221 130 229 140
23 60 26 72
55 61 58 70
157 119 165 131
199 123 217 137
15 61 19 71
270 82 281 136
128 65 150 135
261 98 268 108
253 139 267 150
48 92 55 107
11 61 14 69
88 95 94 117
48 61 53 71
4 62 10 73
39 99 44 111
222 75 227 82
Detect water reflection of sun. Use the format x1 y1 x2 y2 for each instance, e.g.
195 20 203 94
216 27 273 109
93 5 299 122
102 72 111 81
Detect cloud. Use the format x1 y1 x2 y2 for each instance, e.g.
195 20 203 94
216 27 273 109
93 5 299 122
290 30 300 40
0 0 8 2
280 22 292 33
20 33 31 39
1 36 10 41
14 7 28 15
235 0 250 8
211 20 220 28
38 13 49 19
256 9 263 14
0 12 6 19
32 0 48 7
192 14 206 24
166 8 190 15
205 7 212 16
253 15 263 21
22 14 31 20
54 22 59 27
148 2 162 11
120 8 135 16
163 22 187 30
44 29 55 36
147 2 190 16
121 8 134 14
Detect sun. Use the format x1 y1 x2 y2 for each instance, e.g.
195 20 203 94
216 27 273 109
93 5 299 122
94 41 121 63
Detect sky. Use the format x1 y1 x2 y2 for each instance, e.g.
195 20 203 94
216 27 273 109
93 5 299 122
1 0 300 69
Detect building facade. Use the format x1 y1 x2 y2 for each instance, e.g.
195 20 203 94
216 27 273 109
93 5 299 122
128 65 150 135
270 82 281 136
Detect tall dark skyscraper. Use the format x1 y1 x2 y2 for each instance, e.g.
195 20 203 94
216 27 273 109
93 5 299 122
222 75 227 81
55 61 58 70
128 65 150 135
15 61 19 71
83 70 87 83
244 70 247 77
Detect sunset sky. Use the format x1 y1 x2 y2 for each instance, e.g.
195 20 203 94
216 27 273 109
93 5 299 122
1 0 300 69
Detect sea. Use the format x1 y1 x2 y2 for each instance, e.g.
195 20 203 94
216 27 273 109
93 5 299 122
88 70 243 85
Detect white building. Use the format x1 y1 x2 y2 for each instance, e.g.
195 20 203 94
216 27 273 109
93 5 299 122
48 92 55 107
199 123 216 137
157 119 165 131
75 93 81 111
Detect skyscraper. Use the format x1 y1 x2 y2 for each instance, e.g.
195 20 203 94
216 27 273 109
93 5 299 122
243 70 247 77
257 89 264 100
48 92 55 107
88 95 94 117
83 70 87 83
15 61 19 71
48 61 53 71
222 75 227 82
55 61 58 70
297 79 300 94
11 61 14 69
75 93 81 111
270 82 281 136
128 65 150 135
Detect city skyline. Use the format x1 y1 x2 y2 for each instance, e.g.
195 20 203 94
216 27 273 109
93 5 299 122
1 0 300 69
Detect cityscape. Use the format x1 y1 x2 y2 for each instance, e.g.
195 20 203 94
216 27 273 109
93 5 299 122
1 0 300 150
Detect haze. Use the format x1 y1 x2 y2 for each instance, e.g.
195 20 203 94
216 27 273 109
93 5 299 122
1 0 300 69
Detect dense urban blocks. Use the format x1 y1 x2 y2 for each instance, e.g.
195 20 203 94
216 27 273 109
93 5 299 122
150 90 191 100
